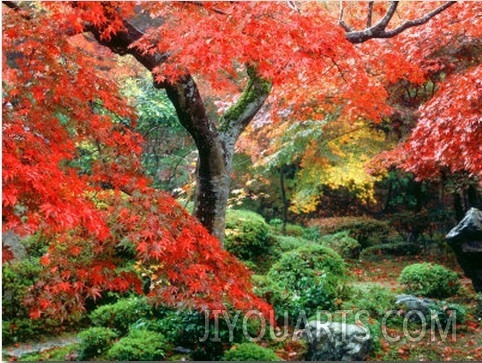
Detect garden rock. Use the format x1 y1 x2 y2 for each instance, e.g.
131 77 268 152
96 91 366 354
446 207 482 292
394 294 433 322
304 321 372 361
2 230 27 260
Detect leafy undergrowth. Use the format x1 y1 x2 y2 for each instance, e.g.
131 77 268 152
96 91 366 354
5 253 481 362
350 255 482 361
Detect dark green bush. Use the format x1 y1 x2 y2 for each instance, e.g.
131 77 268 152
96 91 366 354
285 224 306 237
475 293 482 320
224 209 270 263
320 231 361 259
2 258 66 343
265 245 346 321
271 235 310 254
268 219 306 237
106 329 170 361
429 302 466 325
341 285 395 319
221 343 280 361
398 263 461 298
359 242 420 260
90 296 153 335
77 327 118 360
132 308 262 360
309 216 392 248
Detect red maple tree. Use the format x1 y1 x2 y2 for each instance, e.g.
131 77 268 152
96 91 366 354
3 1 476 319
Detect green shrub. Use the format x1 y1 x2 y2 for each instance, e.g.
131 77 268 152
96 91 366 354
271 235 310 254
132 308 262 360
398 263 461 298
265 245 346 321
268 219 306 237
429 302 466 326
224 209 270 263
475 293 482 320
106 329 170 361
90 296 153 335
341 285 395 319
77 327 118 360
221 343 280 361
285 224 306 237
309 216 392 248
320 231 361 259
2 258 66 343
360 242 420 260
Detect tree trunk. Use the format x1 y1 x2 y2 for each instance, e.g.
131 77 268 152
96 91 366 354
163 71 270 244
192 140 232 243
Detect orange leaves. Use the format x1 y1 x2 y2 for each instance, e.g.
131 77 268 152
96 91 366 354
384 65 482 181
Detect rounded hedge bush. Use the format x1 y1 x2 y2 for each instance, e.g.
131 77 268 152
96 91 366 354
341 285 395 319
271 235 310 254
89 296 153 335
221 343 280 361
224 209 270 262
266 245 346 319
320 230 361 259
398 262 461 298
106 329 170 361
77 327 118 360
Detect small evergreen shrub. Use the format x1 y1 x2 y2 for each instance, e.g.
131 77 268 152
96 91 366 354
268 219 306 237
106 329 170 361
271 235 310 254
133 309 261 360
341 285 395 319
224 209 270 262
429 302 466 325
285 223 306 237
320 230 361 259
2 257 67 343
77 327 118 360
309 216 392 248
266 245 346 320
398 263 461 298
90 296 153 335
360 242 420 260
476 293 482 320
221 343 280 361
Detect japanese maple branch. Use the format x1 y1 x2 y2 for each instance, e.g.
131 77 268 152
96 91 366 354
338 1 352 32
2 0 31 19
85 13 219 150
343 1 456 44
366 1 374 28
219 66 272 142
382 1 456 38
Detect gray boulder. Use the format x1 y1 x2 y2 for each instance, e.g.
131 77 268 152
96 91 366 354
2 230 27 261
304 321 372 361
446 207 482 292
394 294 434 322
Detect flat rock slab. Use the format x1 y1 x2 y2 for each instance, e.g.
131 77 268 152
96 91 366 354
2 335 79 359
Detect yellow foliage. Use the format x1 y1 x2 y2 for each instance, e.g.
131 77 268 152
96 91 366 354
290 124 391 214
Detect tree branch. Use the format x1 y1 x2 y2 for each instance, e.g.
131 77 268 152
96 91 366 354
345 1 456 44
383 1 456 38
366 1 374 28
338 1 353 32
3 0 31 19
219 66 271 146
